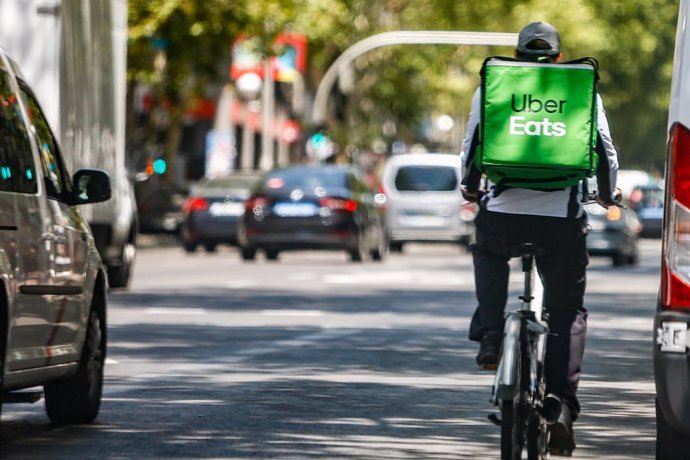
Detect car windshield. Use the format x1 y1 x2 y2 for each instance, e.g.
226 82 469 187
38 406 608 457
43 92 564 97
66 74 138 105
394 165 458 192
263 167 347 190
202 175 259 190
633 186 664 208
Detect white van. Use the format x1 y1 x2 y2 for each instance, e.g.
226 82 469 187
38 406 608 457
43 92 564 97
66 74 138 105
654 1 690 457
380 153 477 252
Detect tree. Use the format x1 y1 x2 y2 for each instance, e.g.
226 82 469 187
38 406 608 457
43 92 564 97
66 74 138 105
127 0 679 172
127 0 296 179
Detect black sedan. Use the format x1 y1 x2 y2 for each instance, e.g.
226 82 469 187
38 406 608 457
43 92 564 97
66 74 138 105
237 164 387 262
180 172 261 253
585 201 642 266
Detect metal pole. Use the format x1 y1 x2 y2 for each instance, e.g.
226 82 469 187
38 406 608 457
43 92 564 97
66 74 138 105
260 59 274 171
311 31 519 126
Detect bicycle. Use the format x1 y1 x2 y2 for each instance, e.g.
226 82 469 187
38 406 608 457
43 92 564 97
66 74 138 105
489 242 553 460
486 191 622 459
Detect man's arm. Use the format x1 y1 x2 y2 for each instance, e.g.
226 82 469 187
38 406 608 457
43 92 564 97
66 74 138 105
594 94 620 205
460 88 482 197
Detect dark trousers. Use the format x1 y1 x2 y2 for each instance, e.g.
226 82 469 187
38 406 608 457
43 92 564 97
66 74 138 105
468 209 589 416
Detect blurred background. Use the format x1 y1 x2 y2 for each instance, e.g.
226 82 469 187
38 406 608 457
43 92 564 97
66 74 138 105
127 0 673 185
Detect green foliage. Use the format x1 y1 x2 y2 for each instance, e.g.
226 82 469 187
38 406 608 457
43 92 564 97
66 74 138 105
127 0 679 170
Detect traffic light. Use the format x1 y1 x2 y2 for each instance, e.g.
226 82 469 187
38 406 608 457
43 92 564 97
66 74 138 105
145 157 167 176
153 158 167 175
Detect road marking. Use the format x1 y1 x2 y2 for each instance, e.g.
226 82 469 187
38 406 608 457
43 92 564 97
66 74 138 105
145 308 207 315
322 271 474 286
261 310 323 316
225 279 257 288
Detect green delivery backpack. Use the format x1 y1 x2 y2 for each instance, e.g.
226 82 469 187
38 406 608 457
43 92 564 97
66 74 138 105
476 56 599 189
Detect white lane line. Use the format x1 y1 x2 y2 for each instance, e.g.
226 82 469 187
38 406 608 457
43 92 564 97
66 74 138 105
145 308 207 315
322 271 474 286
261 310 323 316
226 279 257 288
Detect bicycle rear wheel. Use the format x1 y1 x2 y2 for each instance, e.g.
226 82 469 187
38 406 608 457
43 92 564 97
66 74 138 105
501 399 525 459
526 410 549 459
500 325 528 460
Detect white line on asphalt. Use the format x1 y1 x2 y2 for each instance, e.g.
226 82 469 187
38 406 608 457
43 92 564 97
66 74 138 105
225 279 257 288
145 308 207 315
261 310 323 316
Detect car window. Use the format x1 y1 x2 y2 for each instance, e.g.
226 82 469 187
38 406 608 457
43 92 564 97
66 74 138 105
640 188 664 208
19 85 70 199
0 72 37 194
204 175 260 190
263 167 347 190
394 165 458 192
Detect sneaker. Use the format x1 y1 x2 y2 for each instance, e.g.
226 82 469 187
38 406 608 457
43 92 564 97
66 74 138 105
549 404 576 456
476 331 501 369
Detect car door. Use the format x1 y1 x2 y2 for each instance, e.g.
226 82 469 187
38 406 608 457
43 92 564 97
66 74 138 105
17 83 89 366
0 69 57 372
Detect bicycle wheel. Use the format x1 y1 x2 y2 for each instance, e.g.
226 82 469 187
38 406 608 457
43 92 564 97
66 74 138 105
526 410 549 459
500 325 528 460
527 333 549 459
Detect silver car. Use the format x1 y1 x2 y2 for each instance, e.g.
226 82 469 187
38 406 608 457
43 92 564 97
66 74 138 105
0 49 111 425
380 153 476 252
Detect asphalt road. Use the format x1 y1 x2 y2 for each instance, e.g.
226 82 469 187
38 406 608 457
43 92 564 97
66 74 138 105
1 238 661 459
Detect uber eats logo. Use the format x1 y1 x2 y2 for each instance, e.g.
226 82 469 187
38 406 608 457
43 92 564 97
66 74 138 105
509 93 567 137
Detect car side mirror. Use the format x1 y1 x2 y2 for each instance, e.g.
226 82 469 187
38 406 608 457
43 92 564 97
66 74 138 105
72 169 111 204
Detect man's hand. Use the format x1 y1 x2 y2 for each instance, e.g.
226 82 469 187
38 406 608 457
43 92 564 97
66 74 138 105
461 189 480 203
596 187 622 208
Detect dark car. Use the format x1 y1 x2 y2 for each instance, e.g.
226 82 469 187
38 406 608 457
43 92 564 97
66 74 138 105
630 182 664 238
584 200 642 266
136 183 189 234
237 164 387 262
180 172 261 253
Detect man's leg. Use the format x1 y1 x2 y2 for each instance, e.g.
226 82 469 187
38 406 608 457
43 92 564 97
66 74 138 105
468 209 512 340
537 216 588 454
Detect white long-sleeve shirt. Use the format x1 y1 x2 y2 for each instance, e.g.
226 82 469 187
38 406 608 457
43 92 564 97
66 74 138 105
460 87 619 218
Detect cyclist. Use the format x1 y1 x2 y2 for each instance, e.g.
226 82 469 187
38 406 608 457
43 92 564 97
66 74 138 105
460 21 620 454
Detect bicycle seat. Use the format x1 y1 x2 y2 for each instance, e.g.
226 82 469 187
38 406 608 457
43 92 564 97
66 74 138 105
507 243 544 258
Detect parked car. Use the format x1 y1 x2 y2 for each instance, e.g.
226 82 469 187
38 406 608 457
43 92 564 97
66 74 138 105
616 169 656 199
180 172 262 253
237 164 387 262
136 182 189 234
584 201 641 266
655 1 690 456
0 49 111 424
380 153 476 252
629 182 664 238
583 177 642 266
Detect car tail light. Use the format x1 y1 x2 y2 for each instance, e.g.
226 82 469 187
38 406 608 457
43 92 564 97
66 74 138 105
606 206 622 221
182 197 208 214
661 122 690 309
319 197 357 212
460 202 478 222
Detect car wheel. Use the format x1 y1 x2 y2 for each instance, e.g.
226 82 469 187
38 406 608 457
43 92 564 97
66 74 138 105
44 308 104 424
241 246 257 261
656 398 688 459
265 249 280 261
204 242 218 253
182 240 198 253
107 240 135 288
371 229 387 262
389 241 404 253
612 252 628 267
349 231 368 263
